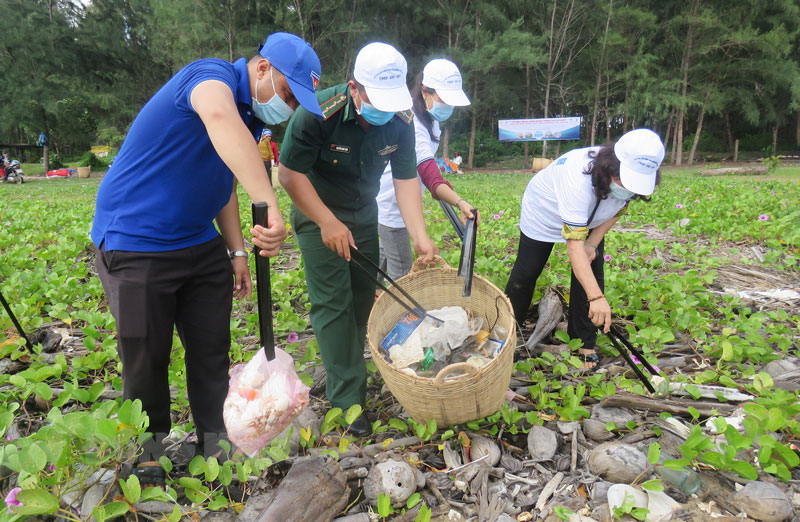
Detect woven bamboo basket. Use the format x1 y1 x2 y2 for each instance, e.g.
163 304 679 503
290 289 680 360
366 257 516 426
530 157 553 173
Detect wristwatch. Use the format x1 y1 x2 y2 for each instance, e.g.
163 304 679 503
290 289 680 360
229 250 248 260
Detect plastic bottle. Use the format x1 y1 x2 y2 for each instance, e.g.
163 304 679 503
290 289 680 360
418 348 435 371
654 465 702 495
491 324 508 340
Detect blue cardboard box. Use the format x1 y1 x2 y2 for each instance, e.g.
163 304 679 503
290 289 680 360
381 312 424 352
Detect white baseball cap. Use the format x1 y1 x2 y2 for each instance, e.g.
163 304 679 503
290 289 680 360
353 42 412 113
614 129 665 196
422 59 471 106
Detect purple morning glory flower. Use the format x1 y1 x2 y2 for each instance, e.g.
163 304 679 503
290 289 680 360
499 210 505 216
759 214 769 221
707 196 713 200
727 185 733 188
5 487 22 513
493 214 500 220
694 199 700 203
287 332 299 343
631 354 660 373
684 188 690 192
604 254 612 262
675 204 683 209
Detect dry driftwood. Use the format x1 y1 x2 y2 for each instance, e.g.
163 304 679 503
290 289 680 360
256 456 349 522
599 392 738 417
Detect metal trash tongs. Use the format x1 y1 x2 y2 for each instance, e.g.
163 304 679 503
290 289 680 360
440 202 478 297
457 210 478 297
601 324 658 393
252 202 275 360
438 200 465 241
349 246 443 324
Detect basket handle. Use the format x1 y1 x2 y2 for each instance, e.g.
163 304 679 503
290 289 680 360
410 254 449 274
432 362 481 386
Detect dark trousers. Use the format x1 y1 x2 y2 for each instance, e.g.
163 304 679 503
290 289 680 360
504 232 605 350
96 235 233 459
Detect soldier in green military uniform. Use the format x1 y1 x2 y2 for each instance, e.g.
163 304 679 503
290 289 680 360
278 42 437 436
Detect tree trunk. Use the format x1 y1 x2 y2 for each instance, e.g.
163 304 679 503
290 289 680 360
688 88 712 166
468 76 477 169
671 115 680 163
663 107 676 159
342 0 359 76
542 0 558 159
725 112 734 154
772 125 778 154
467 11 479 169
796 111 800 147
442 126 450 159
590 0 613 147
622 85 629 133
674 0 699 166
604 73 611 141
688 107 706 166
226 0 234 63
524 63 531 168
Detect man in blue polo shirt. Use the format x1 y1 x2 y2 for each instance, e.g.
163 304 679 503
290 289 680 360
91 32 323 481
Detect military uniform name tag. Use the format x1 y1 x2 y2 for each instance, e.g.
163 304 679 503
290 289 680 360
330 144 351 153
377 144 398 156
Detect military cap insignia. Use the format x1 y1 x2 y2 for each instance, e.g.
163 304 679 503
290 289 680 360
321 94 347 120
396 110 414 125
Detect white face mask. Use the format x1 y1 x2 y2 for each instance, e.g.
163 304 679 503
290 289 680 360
252 69 294 124
609 181 636 201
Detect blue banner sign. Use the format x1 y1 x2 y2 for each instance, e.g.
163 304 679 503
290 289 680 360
498 117 581 142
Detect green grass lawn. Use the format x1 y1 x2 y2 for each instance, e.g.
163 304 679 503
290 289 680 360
769 166 800 179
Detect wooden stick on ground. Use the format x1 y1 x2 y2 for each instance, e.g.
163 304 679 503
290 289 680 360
599 392 738 417
535 471 564 512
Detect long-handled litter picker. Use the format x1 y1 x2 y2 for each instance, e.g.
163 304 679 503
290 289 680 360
601 324 658 393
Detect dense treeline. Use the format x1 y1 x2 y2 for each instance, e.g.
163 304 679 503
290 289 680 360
1 0 798 167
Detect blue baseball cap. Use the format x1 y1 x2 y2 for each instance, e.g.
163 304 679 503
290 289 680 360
259 32 323 119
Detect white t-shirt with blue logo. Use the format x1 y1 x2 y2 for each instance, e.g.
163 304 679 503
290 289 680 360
519 147 626 243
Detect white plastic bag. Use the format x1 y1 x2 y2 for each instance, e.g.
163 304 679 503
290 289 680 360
223 347 310 457
418 307 482 360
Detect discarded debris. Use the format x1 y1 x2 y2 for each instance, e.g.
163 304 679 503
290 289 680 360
525 288 563 350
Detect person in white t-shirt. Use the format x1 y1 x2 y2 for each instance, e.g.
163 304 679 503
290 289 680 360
376 59 477 279
505 129 665 365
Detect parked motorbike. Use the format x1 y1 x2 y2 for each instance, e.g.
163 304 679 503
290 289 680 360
2 161 24 184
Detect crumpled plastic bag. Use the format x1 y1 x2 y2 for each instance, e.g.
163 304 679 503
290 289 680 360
419 306 482 360
223 347 310 457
